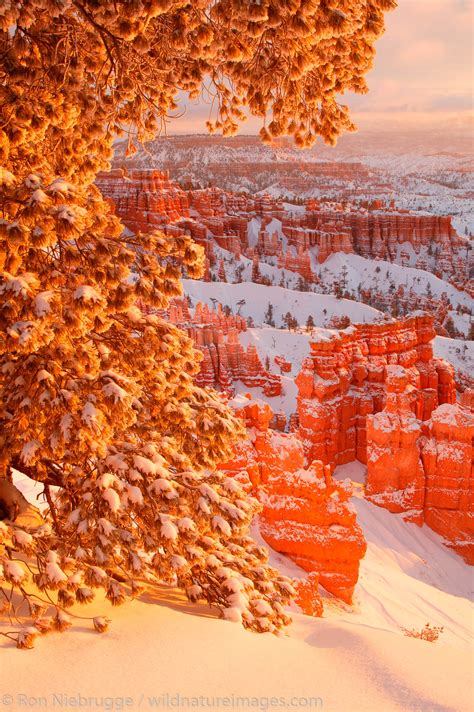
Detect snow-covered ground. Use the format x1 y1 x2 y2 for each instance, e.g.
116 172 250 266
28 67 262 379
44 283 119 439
434 336 474 381
332 463 473 651
184 276 473 386
2 586 471 711
315 252 473 312
183 280 382 327
2 470 473 712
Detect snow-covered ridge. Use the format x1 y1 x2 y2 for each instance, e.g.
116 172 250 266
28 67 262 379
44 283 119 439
183 280 382 327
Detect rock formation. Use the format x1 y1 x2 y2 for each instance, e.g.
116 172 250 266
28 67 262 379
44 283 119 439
293 206 468 284
259 459 367 604
219 396 367 607
365 366 473 562
96 168 189 233
293 573 324 617
94 165 473 566
163 299 281 397
365 365 425 523
295 314 454 470
96 167 472 295
294 315 472 561
421 403 474 563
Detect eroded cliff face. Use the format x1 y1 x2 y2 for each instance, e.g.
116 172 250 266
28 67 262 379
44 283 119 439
366 370 473 563
365 365 427 524
172 304 471 570
96 169 473 576
293 316 472 563
165 299 282 397
219 396 367 610
295 315 454 469
96 168 189 232
290 207 462 257
420 402 474 564
96 168 472 295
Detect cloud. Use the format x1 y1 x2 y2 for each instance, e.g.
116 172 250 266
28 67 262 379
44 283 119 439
429 93 474 112
340 0 473 117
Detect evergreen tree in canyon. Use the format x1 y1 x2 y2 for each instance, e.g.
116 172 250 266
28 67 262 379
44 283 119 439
0 0 395 645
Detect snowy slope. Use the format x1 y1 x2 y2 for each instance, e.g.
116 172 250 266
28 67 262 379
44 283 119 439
240 327 312 372
2 470 473 711
1 590 472 712
331 462 474 651
2 585 472 712
434 336 474 376
183 273 473 383
183 280 382 327
315 252 473 311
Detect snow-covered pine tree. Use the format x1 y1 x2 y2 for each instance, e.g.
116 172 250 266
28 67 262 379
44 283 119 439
0 0 395 646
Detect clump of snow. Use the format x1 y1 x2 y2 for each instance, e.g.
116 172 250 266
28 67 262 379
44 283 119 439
34 291 54 317
102 488 121 513
73 285 101 302
20 440 40 465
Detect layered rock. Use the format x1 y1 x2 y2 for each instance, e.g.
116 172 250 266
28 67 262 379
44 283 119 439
96 168 189 232
192 331 281 397
365 364 473 561
281 205 471 289
460 389 474 412
366 366 425 522
97 167 471 293
221 396 305 488
155 299 282 396
219 396 367 606
277 246 314 281
259 460 367 603
295 314 454 470
421 403 474 563
293 573 324 617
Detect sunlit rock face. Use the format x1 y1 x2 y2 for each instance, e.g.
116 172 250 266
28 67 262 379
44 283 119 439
95 168 473 568
366 365 426 524
288 206 470 288
292 315 472 563
96 168 472 295
295 315 454 469
96 168 189 233
218 396 367 607
259 459 367 605
364 365 473 563
421 403 474 564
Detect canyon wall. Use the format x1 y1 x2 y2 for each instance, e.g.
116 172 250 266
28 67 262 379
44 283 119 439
295 314 453 469
96 168 472 294
95 168 473 568
367 375 473 563
294 314 472 563
165 299 281 397
219 396 367 608
283 208 470 289
96 168 189 233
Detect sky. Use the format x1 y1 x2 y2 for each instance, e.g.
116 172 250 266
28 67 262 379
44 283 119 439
347 0 473 124
170 0 473 134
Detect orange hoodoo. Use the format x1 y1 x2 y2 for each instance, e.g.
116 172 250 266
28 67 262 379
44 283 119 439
365 365 474 562
421 403 474 563
219 395 367 608
366 365 425 523
259 459 367 604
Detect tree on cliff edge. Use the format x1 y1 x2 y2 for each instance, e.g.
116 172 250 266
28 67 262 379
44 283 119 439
0 0 395 646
